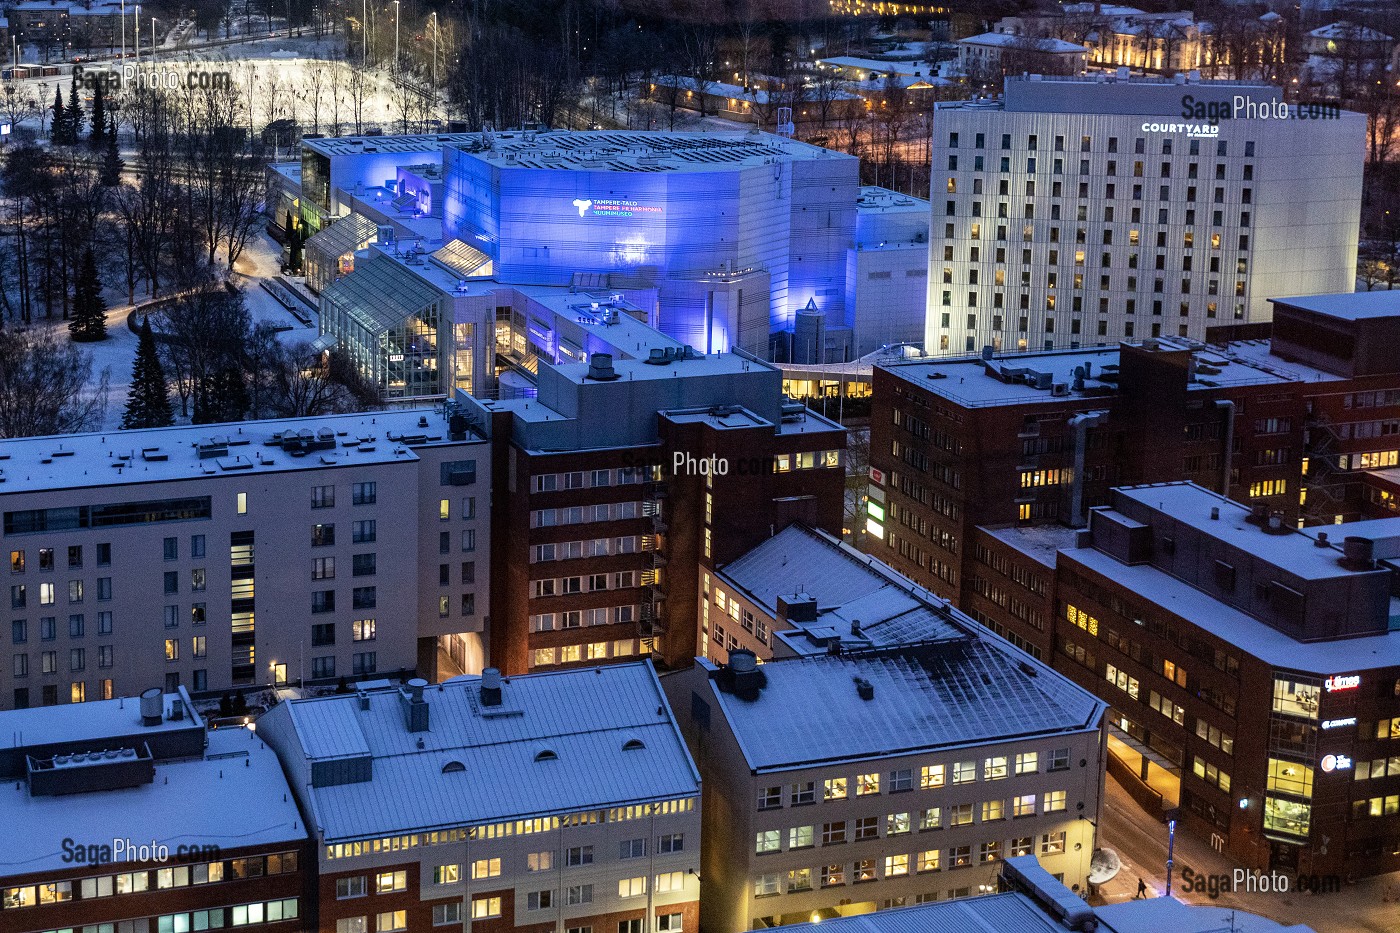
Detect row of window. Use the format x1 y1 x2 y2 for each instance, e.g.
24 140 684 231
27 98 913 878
531 639 642 668
10 541 124 573
530 536 641 563
530 605 640 632
340 908 683 933
11 578 112 609
532 501 643 528
532 468 654 493
3 854 296 908
754 795 1067 854
532 571 638 599
752 831 1069 896
947 130 1249 159
323 799 696 860
756 754 1068 811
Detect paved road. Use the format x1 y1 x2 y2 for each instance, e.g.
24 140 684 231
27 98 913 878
1094 773 1400 932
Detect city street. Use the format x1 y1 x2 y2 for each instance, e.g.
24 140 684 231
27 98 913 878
1094 774 1400 933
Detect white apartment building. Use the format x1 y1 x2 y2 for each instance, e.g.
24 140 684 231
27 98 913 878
0 409 489 710
928 73 1364 354
256 663 702 933
663 642 1107 932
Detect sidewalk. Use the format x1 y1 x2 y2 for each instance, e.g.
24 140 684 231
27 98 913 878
1094 772 1400 932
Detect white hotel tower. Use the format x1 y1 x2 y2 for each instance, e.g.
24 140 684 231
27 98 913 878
927 73 1364 354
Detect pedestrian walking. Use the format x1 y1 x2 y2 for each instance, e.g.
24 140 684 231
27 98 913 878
1135 877 1148 899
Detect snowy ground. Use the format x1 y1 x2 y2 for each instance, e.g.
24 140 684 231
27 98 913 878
45 222 315 432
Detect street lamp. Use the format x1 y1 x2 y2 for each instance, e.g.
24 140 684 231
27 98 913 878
429 11 437 87
1164 808 1181 898
392 0 400 75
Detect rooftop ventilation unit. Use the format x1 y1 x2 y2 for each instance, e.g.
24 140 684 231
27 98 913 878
586 353 621 381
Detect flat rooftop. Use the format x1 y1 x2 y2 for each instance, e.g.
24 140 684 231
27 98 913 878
881 336 1337 407
1065 546 1400 673
703 641 1105 772
0 409 482 497
550 347 763 385
1114 483 1400 581
1271 289 1400 321
453 129 851 174
0 727 304 878
271 662 699 842
304 132 482 158
856 185 929 215
981 523 1081 568
940 72 1280 116
0 688 202 748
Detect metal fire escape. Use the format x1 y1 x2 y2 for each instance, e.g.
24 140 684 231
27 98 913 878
1301 404 1346 525
638 478 669 651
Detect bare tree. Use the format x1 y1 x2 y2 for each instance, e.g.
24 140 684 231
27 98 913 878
0 327 109 437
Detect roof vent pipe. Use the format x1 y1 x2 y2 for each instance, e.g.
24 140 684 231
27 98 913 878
139 687 163 726
480 668 503 707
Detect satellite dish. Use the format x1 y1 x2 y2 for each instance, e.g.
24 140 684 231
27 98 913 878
1088 848 1122 885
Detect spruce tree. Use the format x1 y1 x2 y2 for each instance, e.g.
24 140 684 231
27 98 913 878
122 317 174 429
88 82 106 150
68 249 107 342
100 116 123 187
50 86 68 144
63 75 84 144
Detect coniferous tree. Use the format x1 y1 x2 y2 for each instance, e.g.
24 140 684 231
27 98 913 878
100 115 123 187
50 86 68 144
88 82 106 150
68 249 108 342
122 317 173 428
63 75 84 143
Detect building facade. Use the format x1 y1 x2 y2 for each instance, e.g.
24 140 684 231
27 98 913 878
663 644 1106 931
257 663 702 933
927 74 1363 353
1021 484 1400 880
0 688 311 933
457 340 846 676
0 409 489 710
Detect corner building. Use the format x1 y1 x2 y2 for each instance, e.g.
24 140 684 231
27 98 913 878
257 663 701 933
928 74 1363 353
664 643 1106 932
0 688 311 933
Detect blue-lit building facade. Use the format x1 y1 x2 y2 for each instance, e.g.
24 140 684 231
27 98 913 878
440 132 860 362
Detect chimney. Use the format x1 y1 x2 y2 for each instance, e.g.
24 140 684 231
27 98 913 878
854 677 875 701
1210 507 1219 520
139 687 163 727
402 678 430 733
1314 531 1330 548
480 667 503 707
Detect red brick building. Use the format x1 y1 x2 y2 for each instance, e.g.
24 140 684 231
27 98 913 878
464 348 844 676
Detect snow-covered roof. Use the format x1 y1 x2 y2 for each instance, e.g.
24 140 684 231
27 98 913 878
1271 289 1400 321
1309 21 1393 42
958 32 1089 54
0 727 304 878
262 662 700 843
0 408 480 497
0 687 203 747
703 639 1105 773
817 56 940 77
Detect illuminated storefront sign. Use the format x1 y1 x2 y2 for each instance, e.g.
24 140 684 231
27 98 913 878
869 466 885 485
1321 717 1357 730
1323 674 1360 692
1319 754 1352 773
571 198 663 218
